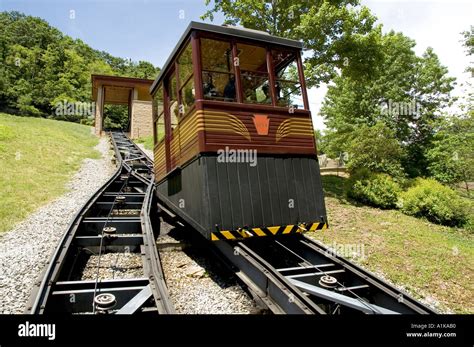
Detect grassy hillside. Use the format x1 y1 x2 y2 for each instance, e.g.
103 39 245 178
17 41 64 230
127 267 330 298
0 113 100 233
310 175 474 313
135 136 154 150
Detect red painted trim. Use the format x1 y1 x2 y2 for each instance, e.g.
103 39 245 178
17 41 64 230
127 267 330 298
200 99 311 117
231 41 243 103
296 52 309 111
191 33 203 100
163 74 172 172
266 48 277 107
202 143 315 156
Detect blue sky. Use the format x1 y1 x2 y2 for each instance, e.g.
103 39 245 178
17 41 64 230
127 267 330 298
0 0 221 66
1 0 473 130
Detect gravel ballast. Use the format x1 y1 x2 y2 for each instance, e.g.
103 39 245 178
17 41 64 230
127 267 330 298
81 253 144 281
0 136 257 315
157 224 257 314
0 137 115 314
138 144 257 314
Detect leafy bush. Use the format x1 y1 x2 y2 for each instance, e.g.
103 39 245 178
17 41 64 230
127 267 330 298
17 95 42 117
103 104 129 130
346 122 405 178
347 169 401 208
80 118 95 126
399 178 470 227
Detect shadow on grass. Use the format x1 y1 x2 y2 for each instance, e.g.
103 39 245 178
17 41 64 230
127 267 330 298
321 175 348 200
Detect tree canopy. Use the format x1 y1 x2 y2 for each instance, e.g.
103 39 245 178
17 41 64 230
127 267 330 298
427 115 473 190
426 28 473 191
462 26 473 75
345 122 404 177
202 0 381 87
202 1 463 180
320 30 455 176
0 11 160 119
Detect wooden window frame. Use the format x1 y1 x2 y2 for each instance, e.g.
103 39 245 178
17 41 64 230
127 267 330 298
176 41 195 120
195 32 310 111
153 84 165 149
199 36 237 103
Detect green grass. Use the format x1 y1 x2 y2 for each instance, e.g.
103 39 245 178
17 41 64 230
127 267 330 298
308 175 474 313
135 136 154 150
320 174 347 199
0 113 100 233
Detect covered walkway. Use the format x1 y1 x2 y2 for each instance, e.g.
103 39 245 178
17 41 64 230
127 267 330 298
91 74 154 139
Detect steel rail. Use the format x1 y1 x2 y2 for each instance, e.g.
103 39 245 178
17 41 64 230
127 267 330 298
212 234 436 315
26 132 174 314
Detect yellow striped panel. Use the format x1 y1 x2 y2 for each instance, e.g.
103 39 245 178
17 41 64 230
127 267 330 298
267 226 280 235
276 118 314 142
252 228 266 237
211 222 328 241
220 230 235 240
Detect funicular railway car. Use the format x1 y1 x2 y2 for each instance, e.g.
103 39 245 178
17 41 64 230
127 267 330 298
150 22 327 241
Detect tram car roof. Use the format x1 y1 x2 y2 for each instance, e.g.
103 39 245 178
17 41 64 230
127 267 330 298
150 21 304 94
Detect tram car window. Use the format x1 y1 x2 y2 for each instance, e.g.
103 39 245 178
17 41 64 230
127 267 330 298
153 85 165 143
201 38 236 102
237 43 271 105
150 22 328 241
177 42 195 114
272 49 302 107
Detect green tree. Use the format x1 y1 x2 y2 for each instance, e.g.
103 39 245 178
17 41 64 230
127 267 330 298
426 29 474 193
0 11 159 120
103 104 129 130
427 115 474 192
345 122 404 177
132 61 160 79
321 31 455 176
314 129 324 154
96 52 160 79
462 26 473 75
202 0 381 87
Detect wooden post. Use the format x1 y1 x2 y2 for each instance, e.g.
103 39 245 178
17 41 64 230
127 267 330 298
95 85 104 136
266 48 277 106
296 52 309 110
191 34 203 101
232 41 243 103
130 88 138 138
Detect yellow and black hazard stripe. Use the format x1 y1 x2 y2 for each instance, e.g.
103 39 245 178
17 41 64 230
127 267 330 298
210 222 328 241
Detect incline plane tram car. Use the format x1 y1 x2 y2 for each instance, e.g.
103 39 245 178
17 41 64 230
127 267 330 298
150 22 327 241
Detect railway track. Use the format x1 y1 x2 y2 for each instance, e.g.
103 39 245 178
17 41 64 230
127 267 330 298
25 131 435 315
212 234 436 314
27 132 174 314
156 201 436 315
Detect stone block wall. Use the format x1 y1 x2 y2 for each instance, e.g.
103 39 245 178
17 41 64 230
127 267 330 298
130 100 153 139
